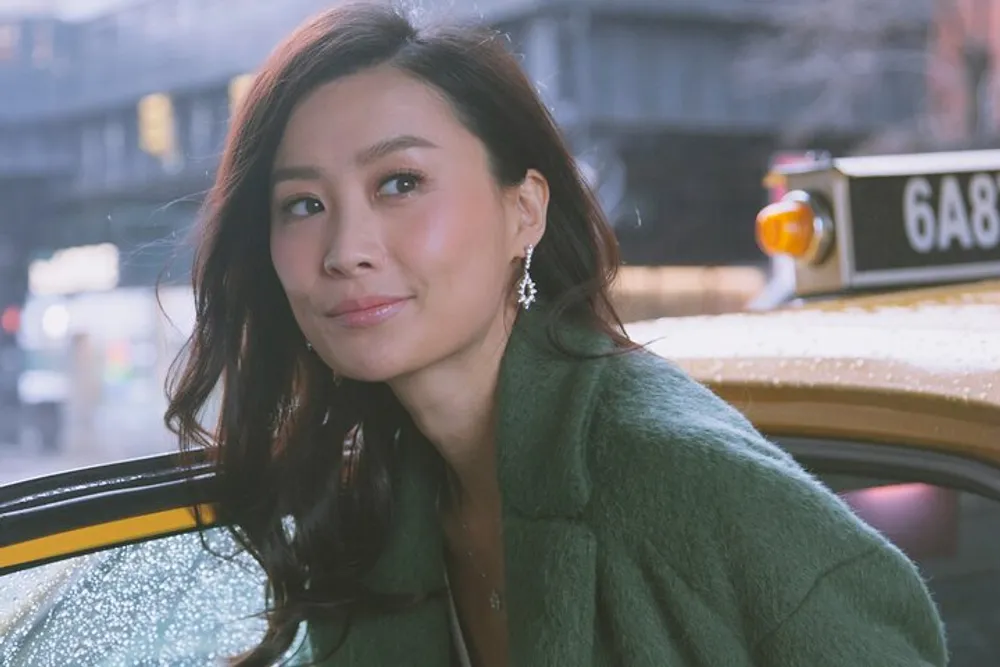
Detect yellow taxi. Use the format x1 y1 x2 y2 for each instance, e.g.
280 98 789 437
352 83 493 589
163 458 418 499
1 150 999 665
629 149 1000 667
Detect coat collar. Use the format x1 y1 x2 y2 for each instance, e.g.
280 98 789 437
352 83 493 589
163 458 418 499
494 305 613 519
495 305 611 663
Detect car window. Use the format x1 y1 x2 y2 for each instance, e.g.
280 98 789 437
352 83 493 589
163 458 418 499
816 471 1000 667
0 526 307 666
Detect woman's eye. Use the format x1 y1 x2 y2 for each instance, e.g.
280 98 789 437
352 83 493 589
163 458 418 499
282 197 325 218
377 173 422 198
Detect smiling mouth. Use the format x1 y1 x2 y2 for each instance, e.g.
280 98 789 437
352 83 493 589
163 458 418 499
327 297 412 328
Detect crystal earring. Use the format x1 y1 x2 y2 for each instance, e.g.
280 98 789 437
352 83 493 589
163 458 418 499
517 244 537 310
305 340 314 352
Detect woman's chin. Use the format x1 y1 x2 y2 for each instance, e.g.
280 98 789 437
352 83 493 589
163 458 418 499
333 358 412 385
343 370 402 385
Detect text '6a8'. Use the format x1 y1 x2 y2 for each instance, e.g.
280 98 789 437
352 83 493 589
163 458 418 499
903 173 1000 253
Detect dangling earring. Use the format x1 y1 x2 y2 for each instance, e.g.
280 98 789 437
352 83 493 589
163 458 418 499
517 244 537 310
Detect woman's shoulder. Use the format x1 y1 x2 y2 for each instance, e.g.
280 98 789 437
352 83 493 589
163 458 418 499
506 315 874 551
583 346 944 662
586 344 888 579
591 344 797 470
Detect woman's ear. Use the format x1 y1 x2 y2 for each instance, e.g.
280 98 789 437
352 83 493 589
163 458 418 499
509 168 549 252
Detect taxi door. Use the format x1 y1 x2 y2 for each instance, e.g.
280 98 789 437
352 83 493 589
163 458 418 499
0 453 308 665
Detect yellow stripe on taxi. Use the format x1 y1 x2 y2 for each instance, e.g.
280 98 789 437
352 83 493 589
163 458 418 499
0 504 216 571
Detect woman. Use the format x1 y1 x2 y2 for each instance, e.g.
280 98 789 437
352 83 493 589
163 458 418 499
166 4 947 666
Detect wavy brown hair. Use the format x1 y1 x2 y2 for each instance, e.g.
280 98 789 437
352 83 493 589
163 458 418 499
165 3 627 665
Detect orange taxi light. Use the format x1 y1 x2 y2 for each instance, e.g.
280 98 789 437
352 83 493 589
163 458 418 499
755 200 815 258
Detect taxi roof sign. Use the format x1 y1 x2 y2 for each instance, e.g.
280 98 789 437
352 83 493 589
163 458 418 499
764 149 1000 297
833 149 1000 178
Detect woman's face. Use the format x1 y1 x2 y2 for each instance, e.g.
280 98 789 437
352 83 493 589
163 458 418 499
269 65 547 382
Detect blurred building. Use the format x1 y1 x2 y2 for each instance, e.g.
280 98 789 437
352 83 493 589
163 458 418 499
0 0 934 286
928 0 1000 144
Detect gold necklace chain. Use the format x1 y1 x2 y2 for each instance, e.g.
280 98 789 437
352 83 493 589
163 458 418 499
457 516 504 613
439 478 505 614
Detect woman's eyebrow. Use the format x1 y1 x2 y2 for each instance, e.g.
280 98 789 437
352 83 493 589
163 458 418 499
271 135 438 186
354 134 439 166
271 165 323 187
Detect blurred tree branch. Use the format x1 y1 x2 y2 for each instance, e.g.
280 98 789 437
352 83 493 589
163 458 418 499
736 0 998 151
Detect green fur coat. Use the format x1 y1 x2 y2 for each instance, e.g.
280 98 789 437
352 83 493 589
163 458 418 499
306 307 947 666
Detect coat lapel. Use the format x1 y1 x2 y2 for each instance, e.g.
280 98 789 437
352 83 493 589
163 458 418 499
495 307 613 665
503 516 598 666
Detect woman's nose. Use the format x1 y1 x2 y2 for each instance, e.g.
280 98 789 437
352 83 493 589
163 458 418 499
321 204 384 277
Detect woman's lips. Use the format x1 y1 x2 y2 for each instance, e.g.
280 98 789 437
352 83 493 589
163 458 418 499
327 296 412 328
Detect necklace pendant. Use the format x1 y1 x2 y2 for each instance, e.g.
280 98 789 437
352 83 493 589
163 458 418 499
489 589 503 612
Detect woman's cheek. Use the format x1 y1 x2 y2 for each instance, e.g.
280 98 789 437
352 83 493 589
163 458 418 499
271 237 316 300
392 202 469 273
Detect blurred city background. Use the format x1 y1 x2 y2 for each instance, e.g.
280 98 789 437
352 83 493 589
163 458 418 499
0 0 995 482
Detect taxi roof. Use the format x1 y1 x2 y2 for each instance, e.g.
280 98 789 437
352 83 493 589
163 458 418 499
626 280 1000 463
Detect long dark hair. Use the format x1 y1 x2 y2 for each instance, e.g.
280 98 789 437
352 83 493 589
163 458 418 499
165 3 627 664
